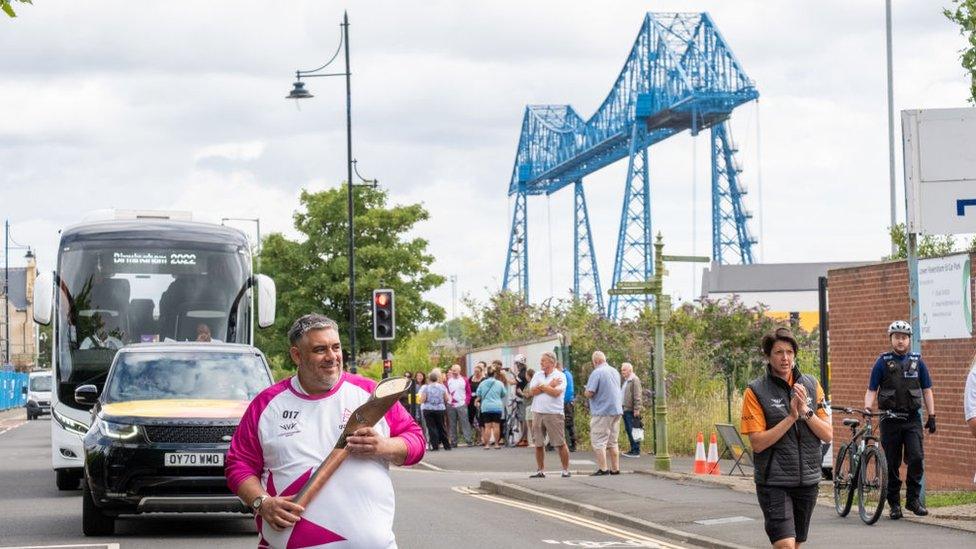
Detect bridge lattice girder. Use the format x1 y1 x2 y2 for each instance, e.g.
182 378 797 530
507 12 757 197
503 12 759 312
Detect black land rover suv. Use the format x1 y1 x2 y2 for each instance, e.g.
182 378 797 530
79 342 273 536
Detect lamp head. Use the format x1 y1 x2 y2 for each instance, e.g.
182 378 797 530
286 80 313 100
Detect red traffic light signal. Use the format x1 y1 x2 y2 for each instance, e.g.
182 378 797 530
372 289 395 341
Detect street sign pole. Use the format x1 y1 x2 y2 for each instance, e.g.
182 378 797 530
651 235 669 471
381 341 391 379
608 233 709 472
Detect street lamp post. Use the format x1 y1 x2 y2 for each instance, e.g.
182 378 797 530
287 11 359 372
885 0 897 256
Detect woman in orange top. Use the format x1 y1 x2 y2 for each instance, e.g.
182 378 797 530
741 328 832 549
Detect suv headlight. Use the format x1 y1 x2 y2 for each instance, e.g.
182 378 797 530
52 408 90 436
96 418 142 440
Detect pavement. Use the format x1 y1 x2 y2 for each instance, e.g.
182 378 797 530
421 443 976 548
0 405 30 435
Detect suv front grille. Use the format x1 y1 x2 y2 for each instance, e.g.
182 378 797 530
144 425 237 444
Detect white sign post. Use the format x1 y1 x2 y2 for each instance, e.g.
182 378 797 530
902 108 976 502
917 253 972 340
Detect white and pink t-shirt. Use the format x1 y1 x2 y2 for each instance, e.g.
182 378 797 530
226 373 425 549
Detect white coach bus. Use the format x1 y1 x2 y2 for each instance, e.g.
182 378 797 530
32 210 276 490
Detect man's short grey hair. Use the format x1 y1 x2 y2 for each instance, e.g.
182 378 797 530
592 351 606 364
288 314 339 345
541 351 557 364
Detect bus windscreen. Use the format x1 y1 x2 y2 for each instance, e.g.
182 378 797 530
55 243 251 402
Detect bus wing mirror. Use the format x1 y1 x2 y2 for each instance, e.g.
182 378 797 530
33 271 54 325
74 384 100 406
254 274 276 328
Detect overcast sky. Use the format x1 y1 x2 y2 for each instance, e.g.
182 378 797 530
0 1 971 320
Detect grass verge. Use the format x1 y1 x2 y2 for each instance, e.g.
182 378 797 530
925 490 976 508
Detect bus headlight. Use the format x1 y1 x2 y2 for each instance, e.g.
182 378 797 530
96 418 142 441
52 408 90 437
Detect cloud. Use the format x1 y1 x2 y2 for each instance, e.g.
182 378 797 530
1 0 972 320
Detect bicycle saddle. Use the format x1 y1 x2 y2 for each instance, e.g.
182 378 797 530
843 418 860 428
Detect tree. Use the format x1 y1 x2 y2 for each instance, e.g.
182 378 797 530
1 0 30 18
37 322 52 368
884 223 958 260
945 0 976 104
256 186 445 367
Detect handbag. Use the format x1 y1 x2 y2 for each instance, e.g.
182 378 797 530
632 416 644 442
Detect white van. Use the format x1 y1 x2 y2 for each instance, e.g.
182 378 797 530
25 370 53 420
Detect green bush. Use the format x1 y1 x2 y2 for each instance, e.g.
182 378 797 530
406 291 821 457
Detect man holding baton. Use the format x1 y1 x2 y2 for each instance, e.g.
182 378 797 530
226 314 425 548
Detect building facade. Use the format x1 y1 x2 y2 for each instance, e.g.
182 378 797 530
1 254 38 371
700 261 869 332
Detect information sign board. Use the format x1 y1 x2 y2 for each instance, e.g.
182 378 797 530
903 108 976 235
918 253 972 340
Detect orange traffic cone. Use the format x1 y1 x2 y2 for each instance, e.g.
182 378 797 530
706 432 721 475
693 432 707 474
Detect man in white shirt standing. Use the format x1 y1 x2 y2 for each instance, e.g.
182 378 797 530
446 364 473 447
527 351 571 478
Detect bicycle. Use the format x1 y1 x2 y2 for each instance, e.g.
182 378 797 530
504 396 524 447
831 406 905 525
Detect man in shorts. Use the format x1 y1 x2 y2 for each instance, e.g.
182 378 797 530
526 352 571 478
584 351 622 476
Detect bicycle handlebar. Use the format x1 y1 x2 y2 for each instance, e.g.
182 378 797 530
830 405 908 420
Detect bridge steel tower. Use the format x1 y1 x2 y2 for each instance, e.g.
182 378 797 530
501 12 759 319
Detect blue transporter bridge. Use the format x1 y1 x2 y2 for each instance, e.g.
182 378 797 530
502 12 759 319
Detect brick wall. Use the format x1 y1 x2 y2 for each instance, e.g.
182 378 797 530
828 257 976 490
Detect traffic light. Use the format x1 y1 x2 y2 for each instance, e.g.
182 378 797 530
372 289 395 341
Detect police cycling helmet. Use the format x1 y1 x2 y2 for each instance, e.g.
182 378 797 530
514 353 527 365
888 320 912 336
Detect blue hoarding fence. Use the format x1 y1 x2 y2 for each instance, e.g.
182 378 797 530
1 371 29 411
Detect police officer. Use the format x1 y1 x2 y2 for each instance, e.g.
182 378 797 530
863 320 936 520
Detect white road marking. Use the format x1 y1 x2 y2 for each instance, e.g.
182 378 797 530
0 420 26 436
693 516 754 526
452 486 684 548
416 460 446 471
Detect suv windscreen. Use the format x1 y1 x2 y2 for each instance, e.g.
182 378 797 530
30 375 52 392
104 352 271 403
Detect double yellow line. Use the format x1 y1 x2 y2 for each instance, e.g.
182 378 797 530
451 486 684 548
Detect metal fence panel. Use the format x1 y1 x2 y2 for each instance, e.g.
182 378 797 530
0 371 29 411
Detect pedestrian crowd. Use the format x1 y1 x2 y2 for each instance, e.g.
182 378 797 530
398 349 646 478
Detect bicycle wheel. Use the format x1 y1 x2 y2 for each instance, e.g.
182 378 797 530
857 445 888 525
507 416 523 446
833 443 856 517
